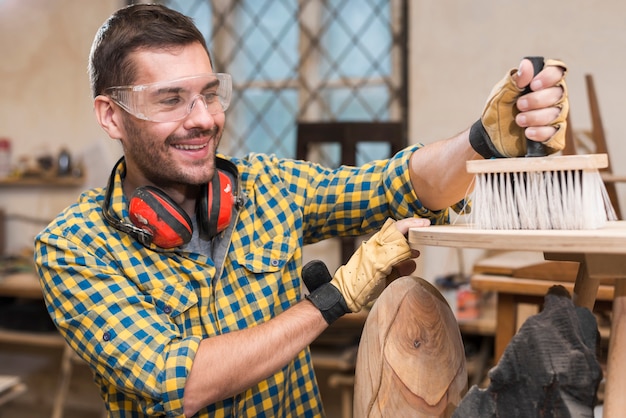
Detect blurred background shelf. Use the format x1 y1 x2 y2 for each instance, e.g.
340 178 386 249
0 176 84 188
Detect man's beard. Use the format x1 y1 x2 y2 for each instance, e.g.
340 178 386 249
121 116 221 187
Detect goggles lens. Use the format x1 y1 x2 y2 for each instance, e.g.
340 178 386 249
105 73 232 122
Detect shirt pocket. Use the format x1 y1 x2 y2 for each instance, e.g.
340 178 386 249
94 281 199 370
243 232 299 273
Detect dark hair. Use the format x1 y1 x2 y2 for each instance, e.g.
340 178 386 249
88 4 211 97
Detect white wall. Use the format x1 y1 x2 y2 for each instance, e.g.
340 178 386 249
1 0 624 281
410 1 626 149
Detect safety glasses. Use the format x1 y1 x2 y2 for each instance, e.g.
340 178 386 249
105 73 232 122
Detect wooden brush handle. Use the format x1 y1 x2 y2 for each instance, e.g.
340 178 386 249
523 56 547 157
466 153 608 174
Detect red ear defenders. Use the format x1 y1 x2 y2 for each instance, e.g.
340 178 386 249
102 157 240 249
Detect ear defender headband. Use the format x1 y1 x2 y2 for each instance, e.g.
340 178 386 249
102 157 240 249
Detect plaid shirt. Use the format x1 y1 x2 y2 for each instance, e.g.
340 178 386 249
34 147 465 417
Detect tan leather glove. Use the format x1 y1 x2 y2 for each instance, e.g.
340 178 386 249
304 218 413 323
469 57 569 158
330 218 412 312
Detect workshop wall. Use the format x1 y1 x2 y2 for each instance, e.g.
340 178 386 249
0 0 122 255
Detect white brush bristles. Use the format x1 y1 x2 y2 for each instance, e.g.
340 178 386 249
468 154 617 230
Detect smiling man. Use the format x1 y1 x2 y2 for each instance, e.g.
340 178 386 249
33 4 568 417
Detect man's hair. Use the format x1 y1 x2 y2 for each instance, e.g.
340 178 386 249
88 4 211 98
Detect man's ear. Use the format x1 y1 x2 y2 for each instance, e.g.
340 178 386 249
94 95 125 140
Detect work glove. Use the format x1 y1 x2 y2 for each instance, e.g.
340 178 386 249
469 56 569 158
304 218 412 324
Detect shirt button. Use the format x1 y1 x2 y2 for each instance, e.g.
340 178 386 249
103 331 111 342
163 305 172 314
271 259 279 267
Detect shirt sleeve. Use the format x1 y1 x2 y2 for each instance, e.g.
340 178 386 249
248 145 468 244
34 197 201 416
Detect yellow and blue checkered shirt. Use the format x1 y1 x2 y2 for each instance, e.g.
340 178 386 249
34 147 465 417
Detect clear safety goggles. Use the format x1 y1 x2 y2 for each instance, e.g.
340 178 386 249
105 73 232 123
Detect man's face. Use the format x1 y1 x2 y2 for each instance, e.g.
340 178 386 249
118 43 226 188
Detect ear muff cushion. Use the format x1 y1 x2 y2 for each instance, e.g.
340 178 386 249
129 186 193 248
214 171 234 233
198 170 234 239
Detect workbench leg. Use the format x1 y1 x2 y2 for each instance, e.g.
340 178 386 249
603 279 626 418
571 260 600 310
51 345 74 418
328 373 354 418
495 293 516 363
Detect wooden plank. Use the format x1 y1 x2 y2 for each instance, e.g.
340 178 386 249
473 251 580 281
473 251 545 276
470 274 614 301
513 262 580 281
409 222 626 254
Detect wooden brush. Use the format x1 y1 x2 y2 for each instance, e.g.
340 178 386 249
467 153 617 230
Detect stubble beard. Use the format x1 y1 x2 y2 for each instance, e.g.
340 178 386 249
122 116 222 187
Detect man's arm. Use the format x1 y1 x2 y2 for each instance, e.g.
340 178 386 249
183 299 327 417
409 58 568 211
409 129 477 212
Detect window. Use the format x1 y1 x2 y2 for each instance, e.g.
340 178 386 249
156 0 408 164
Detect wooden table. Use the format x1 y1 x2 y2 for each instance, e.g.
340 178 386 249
409 221 626 418
0 272 65 347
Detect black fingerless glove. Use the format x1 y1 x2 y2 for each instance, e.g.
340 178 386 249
303 260 349 324
469 56 551 159
469 120 506 159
